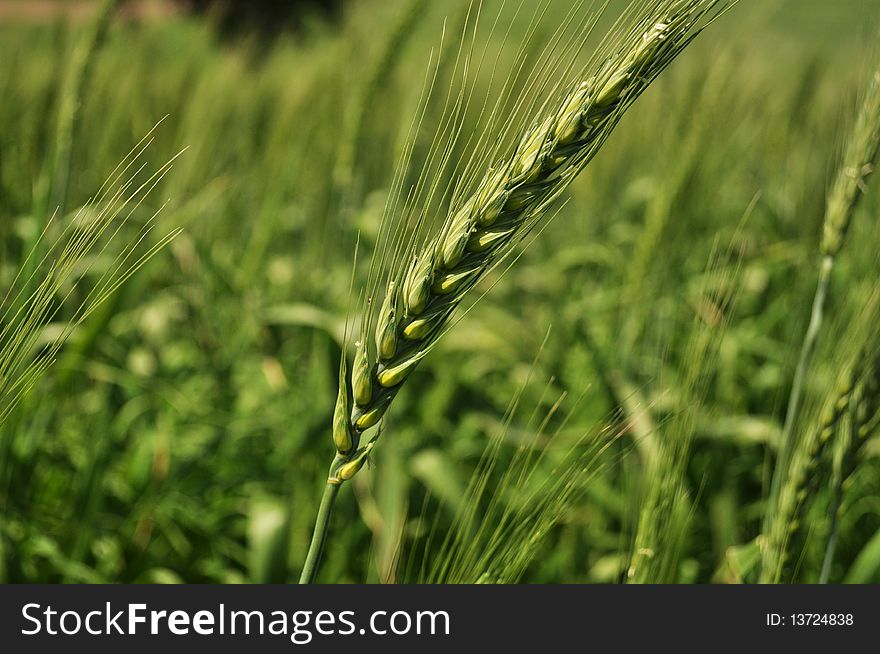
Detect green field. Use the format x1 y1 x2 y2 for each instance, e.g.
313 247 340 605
2 0 880 584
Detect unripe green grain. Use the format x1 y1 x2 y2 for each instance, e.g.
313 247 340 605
353 398 389 431
352 340 372 406
466 226 515 252
441 201 476 269
377 356 421 388
431 266 481 294
335 442 375 482
402 315 437 340
375 283 399 361
332 380 356 455
475 172 509 227
403 254 434 315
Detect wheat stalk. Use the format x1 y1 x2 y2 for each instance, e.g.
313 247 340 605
299 0 732 584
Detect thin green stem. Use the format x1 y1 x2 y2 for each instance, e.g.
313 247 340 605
299 481 341 584
819 492 841 584
766 256 833 533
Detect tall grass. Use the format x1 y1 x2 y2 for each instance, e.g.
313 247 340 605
3 0 880 584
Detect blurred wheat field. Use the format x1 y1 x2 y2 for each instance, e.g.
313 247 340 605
2 0 880 584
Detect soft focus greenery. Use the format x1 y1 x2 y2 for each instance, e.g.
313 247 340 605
1 0 880 584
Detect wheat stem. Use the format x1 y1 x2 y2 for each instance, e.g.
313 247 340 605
768 256 832 526
299 480 341 584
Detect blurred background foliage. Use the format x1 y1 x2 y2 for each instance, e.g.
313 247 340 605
1 0 880 583
173 0 343 37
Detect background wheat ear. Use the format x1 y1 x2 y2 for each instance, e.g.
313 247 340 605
820 69 880 259
817 328 880 583
761 288 880 585
36 0 124 225
761 61 880 583
298 0 734 584
626 235 743 584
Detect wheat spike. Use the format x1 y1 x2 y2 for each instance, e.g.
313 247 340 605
821 69 880 257
763 61 880 582
329 0 731 480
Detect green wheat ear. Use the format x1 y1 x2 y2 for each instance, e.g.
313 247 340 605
821 70 880 257
299 0 735 584
818 336 880 583
0 127 181 427
763 61 880 583
340 0 731 478
39 0 124 221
